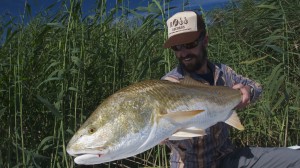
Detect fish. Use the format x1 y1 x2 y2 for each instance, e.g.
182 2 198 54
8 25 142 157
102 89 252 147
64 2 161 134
66 76 244 165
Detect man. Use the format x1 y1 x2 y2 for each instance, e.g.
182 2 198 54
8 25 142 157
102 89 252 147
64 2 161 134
162 11 300 168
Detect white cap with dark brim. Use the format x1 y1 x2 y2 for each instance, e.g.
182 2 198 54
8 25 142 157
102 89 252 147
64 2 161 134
163 11 203 48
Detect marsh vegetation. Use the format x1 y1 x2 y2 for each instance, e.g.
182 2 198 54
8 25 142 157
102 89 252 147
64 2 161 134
0 0 299 167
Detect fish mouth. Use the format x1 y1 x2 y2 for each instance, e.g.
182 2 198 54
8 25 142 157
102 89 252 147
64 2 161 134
67 146 108 157
73 153 103 159
73 153 107 165
71 148 122 165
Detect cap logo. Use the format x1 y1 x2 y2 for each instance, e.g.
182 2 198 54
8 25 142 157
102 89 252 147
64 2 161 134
170 17 188 27
167 11 198 38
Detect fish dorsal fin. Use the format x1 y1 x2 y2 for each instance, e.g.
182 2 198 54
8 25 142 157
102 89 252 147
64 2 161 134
225 111 245 131
169 127 206 140
179 76 210 87
163 110 204 123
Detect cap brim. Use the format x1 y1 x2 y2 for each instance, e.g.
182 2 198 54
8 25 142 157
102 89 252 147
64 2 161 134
163 31 201 48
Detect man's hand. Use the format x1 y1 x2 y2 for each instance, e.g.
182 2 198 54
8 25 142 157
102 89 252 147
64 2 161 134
232 84 251 109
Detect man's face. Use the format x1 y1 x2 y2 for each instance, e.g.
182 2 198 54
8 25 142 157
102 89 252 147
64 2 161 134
172 38 208 73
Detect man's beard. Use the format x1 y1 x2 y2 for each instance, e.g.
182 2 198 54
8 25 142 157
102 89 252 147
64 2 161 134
179 47 208 73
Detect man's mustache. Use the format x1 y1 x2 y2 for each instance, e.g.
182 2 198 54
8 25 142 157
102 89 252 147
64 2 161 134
179 54 197 61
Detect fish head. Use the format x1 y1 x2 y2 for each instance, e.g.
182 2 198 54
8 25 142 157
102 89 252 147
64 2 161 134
66 92 155 164
66 113 112 157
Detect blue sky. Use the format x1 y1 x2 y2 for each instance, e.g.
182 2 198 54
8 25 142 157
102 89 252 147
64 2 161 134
0 0 229 20
0 0 229 44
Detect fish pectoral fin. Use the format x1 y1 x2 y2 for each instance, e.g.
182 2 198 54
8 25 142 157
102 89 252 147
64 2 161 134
225 111 245 131
163 76 180 83
164 110 205 123
168 136 192 140
169 128 206 140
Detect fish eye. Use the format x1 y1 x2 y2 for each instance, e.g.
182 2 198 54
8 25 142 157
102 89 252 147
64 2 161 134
88 127 96 134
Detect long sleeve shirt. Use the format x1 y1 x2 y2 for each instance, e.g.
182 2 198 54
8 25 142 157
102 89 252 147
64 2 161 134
161 62 262 168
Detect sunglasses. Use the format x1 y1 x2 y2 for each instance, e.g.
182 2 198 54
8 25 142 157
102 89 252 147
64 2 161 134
171 38 202 51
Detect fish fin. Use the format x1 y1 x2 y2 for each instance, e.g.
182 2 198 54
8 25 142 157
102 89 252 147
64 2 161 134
169 128 206 140
225 111 245 131
163 76 180 83
179 76 210 87
163 110 205 123
168 136 192 140
288 145 300 150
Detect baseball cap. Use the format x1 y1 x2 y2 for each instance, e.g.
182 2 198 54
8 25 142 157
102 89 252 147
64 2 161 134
163 11 206 48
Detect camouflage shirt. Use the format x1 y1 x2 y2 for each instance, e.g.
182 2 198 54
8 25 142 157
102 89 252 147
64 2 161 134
161 62 262 168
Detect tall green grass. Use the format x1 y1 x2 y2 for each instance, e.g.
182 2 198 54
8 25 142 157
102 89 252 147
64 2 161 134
208 0 300 147
0 0 299 167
